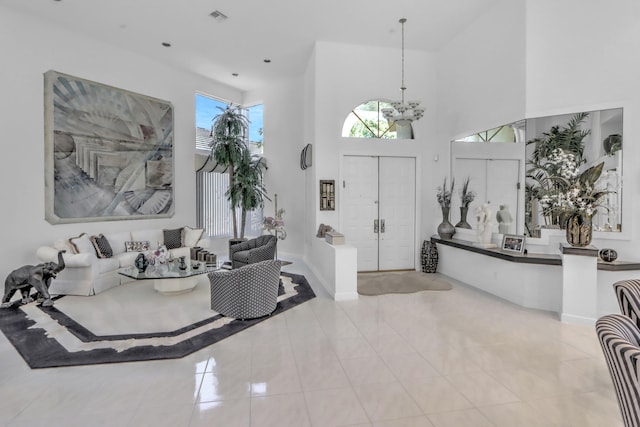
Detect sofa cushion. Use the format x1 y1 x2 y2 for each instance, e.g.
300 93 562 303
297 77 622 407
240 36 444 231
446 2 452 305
184 226 205 247
69 233 94 255
131 229 163 248
163 228 184 249
114 251 140 268
90 234 113 258
103 231 132 255
125 241 150 252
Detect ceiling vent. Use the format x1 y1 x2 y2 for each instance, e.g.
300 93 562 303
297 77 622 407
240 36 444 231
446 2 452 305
209 10 228 21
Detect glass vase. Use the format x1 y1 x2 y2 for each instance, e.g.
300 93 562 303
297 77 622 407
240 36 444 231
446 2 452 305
565 211 593 247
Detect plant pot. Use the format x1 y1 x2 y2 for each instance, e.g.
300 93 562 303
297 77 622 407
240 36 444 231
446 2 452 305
566 211 593 247
437 207 456 239
421 240 438 273
455 206 471 229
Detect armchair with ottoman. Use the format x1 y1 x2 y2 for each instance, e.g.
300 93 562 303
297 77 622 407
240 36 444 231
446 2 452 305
208 259 282 319
229 235 277 269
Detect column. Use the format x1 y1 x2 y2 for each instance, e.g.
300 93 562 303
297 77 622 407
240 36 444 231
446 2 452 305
560 243 599 325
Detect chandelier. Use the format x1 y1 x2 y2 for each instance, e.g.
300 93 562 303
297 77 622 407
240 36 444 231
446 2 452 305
382 18 425 126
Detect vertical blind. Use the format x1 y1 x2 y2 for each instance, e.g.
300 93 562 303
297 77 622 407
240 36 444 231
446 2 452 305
196 170 263 238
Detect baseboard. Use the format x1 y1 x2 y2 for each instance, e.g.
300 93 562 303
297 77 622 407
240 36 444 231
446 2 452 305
561 312 596 326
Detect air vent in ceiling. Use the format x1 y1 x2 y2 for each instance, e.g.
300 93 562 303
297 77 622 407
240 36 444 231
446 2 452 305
210 10 228 21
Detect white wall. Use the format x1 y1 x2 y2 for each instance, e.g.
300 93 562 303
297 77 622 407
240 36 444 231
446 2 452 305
0 7 242 279
244 77 306 256
525 0 640 259
303 41 438 272
437 0 527 142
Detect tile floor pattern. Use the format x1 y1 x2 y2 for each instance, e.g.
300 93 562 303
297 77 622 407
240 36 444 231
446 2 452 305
0 257 624 427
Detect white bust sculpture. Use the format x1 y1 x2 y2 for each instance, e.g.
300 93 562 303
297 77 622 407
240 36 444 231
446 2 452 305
475 203 495 247
496 204 513 234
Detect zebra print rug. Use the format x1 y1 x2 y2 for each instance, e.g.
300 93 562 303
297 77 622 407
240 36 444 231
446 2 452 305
0 272 315 369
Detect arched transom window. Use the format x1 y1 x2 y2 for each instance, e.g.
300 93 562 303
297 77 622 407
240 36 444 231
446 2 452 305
342 100 414 140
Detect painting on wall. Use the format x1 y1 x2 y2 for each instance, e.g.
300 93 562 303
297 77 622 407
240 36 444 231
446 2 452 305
44 70 174 224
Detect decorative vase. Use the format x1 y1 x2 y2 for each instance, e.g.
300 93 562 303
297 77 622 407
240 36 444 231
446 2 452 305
599 248 618 262
178 256 188 270
565 211 593 247
437 207 456 239
134 253 148 273
455 206 471 229
421 240 438 273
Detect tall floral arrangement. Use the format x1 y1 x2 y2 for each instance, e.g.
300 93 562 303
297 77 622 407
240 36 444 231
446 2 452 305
459 177 476 207
436 177 455 208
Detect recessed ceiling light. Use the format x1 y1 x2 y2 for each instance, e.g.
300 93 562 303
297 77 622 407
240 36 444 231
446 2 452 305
263 59 271 63
210 10 228 21
232 73 238 77
162 42 171 47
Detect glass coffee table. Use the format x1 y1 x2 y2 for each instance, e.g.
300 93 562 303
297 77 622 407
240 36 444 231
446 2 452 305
119 262 220 295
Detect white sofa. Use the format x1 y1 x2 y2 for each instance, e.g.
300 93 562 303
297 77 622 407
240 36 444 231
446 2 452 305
36 227 208 296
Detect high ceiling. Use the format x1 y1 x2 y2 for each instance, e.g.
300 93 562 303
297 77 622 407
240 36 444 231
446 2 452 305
1 0 499 91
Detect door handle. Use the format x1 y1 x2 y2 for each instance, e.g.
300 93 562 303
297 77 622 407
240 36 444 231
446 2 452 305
374 219 379 233
380 219 385 233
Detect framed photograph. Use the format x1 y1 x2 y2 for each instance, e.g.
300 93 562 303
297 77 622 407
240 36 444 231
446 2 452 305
501 234 526 254
44 70 174 224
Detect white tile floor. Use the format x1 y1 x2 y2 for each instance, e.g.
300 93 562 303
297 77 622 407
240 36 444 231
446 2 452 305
0 258 624 427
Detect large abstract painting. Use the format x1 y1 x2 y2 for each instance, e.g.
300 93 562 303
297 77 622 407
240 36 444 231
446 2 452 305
44 70 174 224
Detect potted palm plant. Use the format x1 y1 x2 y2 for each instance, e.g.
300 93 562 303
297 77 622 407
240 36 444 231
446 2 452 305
231 149 269 238
210 105 268 245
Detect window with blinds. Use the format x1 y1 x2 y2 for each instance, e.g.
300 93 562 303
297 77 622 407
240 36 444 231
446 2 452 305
195 93 264 238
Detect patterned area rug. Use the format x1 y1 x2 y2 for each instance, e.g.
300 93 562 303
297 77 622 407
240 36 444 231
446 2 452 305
357 271 453 296
0 272 315 369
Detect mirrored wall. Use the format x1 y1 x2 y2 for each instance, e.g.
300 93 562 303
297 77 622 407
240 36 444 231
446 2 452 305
450 108 623 237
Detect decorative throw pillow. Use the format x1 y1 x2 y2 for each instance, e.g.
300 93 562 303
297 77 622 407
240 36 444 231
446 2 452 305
163 228 184 249
125 241 150 252
183 226 205 247
90 234 113 258
68 233 94 255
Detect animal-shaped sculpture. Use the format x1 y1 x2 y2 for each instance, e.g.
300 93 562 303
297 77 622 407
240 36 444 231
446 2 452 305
1 250 65 308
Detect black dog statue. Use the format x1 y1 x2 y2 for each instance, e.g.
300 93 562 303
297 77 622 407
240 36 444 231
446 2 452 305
1 250 66 308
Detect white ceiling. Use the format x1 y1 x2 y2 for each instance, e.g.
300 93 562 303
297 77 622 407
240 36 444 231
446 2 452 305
1 0 499 91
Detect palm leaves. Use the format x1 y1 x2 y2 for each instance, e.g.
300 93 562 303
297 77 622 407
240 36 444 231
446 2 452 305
210 105 268 238
525 112 595 226
527 112 591 164
230 151 269 238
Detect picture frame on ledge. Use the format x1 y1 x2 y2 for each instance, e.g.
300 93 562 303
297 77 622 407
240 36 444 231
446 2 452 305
501 234 526 255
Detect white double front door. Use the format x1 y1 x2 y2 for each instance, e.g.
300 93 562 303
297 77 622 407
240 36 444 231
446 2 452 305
342 156 416 272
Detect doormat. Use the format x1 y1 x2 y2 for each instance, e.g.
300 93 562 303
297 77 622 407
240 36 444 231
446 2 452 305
0 272 315 369
358 271 453 296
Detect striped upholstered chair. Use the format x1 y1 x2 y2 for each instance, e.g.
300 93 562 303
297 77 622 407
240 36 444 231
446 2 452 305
208 260 281 320
596 314 640 427
614 280 640 329
229 235 277 269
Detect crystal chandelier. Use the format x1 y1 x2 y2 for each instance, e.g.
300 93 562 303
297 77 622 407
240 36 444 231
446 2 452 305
382 18 425 126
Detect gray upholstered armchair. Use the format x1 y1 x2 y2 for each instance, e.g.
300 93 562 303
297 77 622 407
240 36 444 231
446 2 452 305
229 235 277 269
208 260 282 319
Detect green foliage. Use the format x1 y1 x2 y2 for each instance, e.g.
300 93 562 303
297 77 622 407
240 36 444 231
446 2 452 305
527 112 590 165
230 151 270 238
349 118 393 139
210 105 268 238
459 177 476 207
437 177 455 208
525 112 592 227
